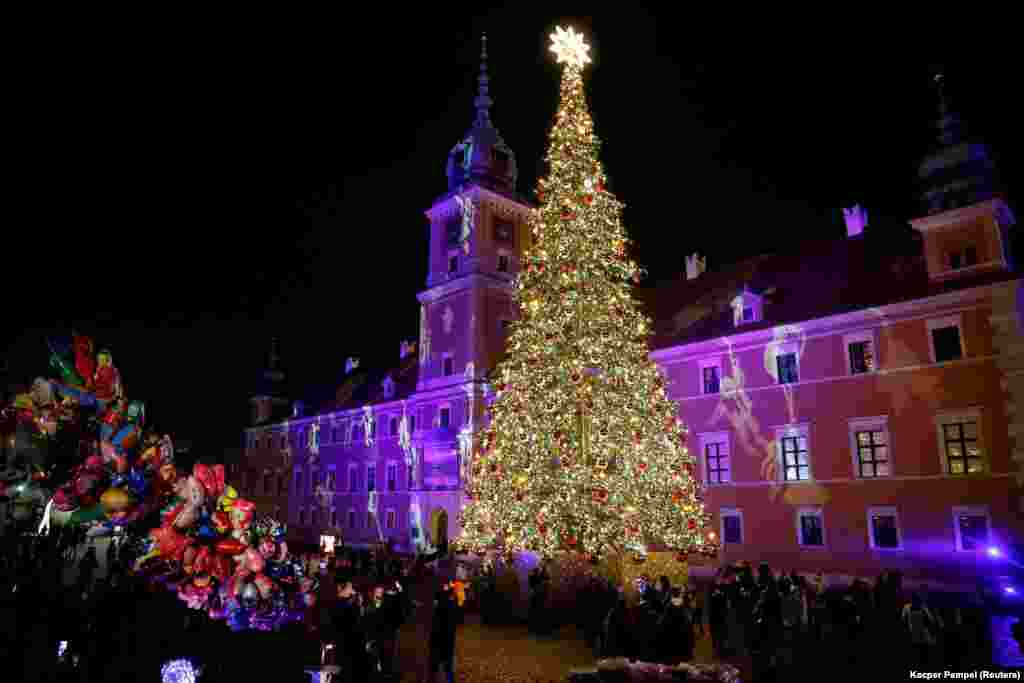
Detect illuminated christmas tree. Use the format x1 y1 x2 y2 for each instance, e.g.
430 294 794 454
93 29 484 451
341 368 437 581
457 27 713 562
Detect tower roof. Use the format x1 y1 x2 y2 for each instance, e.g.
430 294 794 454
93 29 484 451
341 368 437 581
445 34 518 195
917 73 999 215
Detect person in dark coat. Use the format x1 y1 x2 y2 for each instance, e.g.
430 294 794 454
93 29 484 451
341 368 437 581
657 587 694 663
332 581 367 680
77 546 98 595
708 574 730 658
601 589 633 660
428 582 458 683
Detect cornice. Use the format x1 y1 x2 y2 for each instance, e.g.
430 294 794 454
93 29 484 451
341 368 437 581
425 185 534 220
417 272 513 304
909 198 1012 232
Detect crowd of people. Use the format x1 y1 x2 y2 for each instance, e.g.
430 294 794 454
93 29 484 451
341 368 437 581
2 527 1022 681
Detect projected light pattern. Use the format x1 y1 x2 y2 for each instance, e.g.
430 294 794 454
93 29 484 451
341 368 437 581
161 659 199 683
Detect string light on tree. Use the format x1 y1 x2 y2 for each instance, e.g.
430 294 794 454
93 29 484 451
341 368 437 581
456 26 713 563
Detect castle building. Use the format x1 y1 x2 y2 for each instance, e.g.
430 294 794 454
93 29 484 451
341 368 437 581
239 53 1022 589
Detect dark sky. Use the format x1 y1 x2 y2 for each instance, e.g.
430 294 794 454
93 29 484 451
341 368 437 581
4 10 1017 450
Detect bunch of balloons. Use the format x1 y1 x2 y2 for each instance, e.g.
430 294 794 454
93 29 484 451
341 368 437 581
0 332 316 631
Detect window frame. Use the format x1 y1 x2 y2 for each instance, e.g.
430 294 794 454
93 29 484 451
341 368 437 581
866 505 903 551
796 506 826 548
927 314 965 364
776 350 800 385
698 431 731 486
848 416 891 479
720 507 744 546
951 505 991 552
698 356 723 395
775 423 812 482
844 329 878 376
935 408 986 477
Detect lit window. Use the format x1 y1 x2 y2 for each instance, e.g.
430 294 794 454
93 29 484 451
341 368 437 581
941 420 984 475
367 465 376 492
720 508 743 545
797 508 825 547
867 506 902 550
849 417 890 478
847 336 875 375
779 434 810 482
776 353 799 384
952 506 990 551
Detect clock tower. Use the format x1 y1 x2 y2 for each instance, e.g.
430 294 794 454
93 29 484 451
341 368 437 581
418 35 534 392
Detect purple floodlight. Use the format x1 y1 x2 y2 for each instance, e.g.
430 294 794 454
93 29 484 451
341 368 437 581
1005 586 1017 595
987 546 1003 558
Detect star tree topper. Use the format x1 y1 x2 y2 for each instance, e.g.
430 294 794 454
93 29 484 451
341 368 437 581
549 25 591 68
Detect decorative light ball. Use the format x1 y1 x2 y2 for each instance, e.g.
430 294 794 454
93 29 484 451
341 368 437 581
161 659 199 683
566 536 578 547
687 519 697 530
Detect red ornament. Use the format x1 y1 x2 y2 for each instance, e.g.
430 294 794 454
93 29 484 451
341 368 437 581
637 462 648 473
592 488 608 504
675 551 689 563
561 211 577 221
687 519 697 530
597 182 606 193
539 524 548 535
582 194 593 205
566 536 577 547
632 273 641 284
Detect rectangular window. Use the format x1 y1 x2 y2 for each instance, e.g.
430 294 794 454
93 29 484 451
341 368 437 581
953 506 991 551
928 316 964 363
387 464 397 491
942 421 983 475
848 340 874 375
704 442 730 484
326 471 336 491
932 326 963 362
702 366 720 394
777 352 799 384
443 356 454 376
386 509 396 530
348 509 356 529
439 406 451 428
867 506 902 550
448 254 458 275
367 465 376 492
494 220 513 243
797 508 825 547
390 417 399 436
855 429 889 478
409 414 416 432
721 508 743 545
349 468 358 492
497 254 510 273
780 435 810 481
369 419 376 439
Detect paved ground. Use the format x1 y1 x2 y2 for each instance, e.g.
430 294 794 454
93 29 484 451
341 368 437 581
390 571 719 683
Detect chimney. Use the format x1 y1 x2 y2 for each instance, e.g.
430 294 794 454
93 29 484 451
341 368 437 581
842 204 868 237
685 253 707 280
345 357 360 374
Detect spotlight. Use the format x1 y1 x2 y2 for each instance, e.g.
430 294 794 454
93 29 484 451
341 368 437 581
1005 586 1017 596
987 546 1003 558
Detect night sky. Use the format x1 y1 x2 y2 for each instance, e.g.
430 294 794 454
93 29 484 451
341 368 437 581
5 10 1017 452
